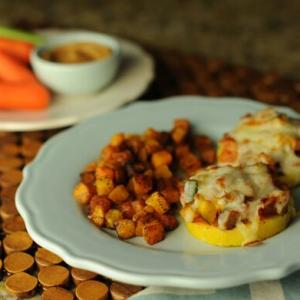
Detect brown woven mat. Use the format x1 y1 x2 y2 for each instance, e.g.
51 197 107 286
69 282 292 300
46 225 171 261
0 49 300 299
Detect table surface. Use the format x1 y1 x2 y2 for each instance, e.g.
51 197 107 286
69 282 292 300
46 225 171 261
0 47 300 299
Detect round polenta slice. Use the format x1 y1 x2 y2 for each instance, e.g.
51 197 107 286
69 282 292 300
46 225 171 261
180 163 295 247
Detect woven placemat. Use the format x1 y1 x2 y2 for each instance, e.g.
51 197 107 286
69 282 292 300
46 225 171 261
0 49 300 299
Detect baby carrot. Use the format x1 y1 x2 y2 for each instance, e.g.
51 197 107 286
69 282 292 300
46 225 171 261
0 38 33 64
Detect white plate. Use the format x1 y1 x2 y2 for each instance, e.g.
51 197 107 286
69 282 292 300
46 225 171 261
0 31 154 131
16 96 300 289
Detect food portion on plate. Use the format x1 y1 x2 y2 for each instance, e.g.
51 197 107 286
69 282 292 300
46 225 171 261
180 163 295 247
0 36 50 111
73 119 216 245
41 42 112 64
218 108 300 187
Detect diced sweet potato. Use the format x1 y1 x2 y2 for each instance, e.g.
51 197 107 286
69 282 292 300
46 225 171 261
132 199 146 214
80 171 95 185
95 166 115 180
116 219 136 239
175 144 190 159
110 133 125 147
119 201 135 219
105 209 123 228
95 177 114 196
144 128 160 140
89 207 105 227
154 165 173 179
108 185 129 203
179 152 201 175
151 150 172 169
145 139 162 154
171 119 190 144
143 220 165 245
84 161 97 172
132 174 153 195
146 192 170 214
159 214 178 231
89 195 111 215
73 182 91 204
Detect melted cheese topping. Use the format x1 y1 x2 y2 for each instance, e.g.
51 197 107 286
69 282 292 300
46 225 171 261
181 163 291 234
220 108 300 186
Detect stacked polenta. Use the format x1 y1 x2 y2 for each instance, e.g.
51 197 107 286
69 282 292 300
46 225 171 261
181 108 299 247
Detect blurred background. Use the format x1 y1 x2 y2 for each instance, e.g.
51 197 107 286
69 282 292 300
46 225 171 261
0 0 299 79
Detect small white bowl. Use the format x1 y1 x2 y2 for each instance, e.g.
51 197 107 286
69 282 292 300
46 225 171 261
30 31 121 95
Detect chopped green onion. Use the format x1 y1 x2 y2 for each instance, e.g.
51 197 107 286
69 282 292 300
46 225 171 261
184 180 198 203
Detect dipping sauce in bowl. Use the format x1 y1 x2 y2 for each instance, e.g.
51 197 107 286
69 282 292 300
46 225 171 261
30 30 121 95
41 42 112 64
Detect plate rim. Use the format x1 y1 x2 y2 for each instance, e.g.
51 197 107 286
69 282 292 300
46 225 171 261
16 96 300 289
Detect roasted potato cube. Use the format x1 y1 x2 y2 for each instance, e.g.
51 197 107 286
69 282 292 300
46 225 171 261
159 214 178 231
175 145 190 159
114 168 127 184
119 201 135 219
145 139 162 154
73 182 91 204
110 133 125 147
89 207 105 227
143 220 165 245
89 195 111 216
179 152 201 175
108 185 129 203
80 171 95 185
132 199 146 214
146 192 170 214
95 177 114 196
201 147 216 165
116 219 136 239
105 209 123 228
151 150 172 169
132 174 153 195
126 135 143 154
144 128 160 140
95 166 115 180
171 119 190 144
154 165 173 179
110 150 133 167
84 161 97 172
135 213 157 236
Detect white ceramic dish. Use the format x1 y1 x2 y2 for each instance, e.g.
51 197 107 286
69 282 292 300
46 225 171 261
31 31 121 95
16 96 300 289
0 31 154 131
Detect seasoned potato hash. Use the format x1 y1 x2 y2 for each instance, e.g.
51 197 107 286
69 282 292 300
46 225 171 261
73 119 215 245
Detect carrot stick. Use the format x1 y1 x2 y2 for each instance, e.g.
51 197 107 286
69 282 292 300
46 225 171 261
0 50 34 82
0 38 33 64
0 80 50 110
0 50 50 110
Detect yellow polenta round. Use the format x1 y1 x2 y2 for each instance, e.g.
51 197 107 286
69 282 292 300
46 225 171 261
184 203 294 247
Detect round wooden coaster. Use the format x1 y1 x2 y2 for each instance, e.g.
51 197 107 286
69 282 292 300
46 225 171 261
0 185 17 203
21 139 42 158
4 252 34 274
71 267 97 286
2 215 26 234
3 231 33 254
75 280 109 300
35 247 63 269
0 157 23 172
38 265 69 288
110 282 143 300
0 143 21 156
0 200 18 220
42 286 74 300
0 169 23 188
5 272 37 298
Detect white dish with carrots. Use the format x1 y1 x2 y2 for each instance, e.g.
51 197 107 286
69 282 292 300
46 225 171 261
17 97 300 289
0 29 154 131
